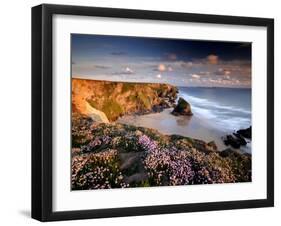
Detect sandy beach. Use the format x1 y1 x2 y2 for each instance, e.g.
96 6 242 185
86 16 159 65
117 108 251 153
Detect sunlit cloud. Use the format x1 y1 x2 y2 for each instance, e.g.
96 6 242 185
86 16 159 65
207 54 219 64
180 61 193 68
158 64 166 72
125 67 134 74
191 74 201 79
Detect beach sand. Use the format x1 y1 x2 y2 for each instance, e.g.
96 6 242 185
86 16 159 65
117 108 251 153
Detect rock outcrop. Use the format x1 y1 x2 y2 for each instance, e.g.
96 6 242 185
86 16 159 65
237 126 251 139
171 97 193 116
72 78 178 122
223 126 251 149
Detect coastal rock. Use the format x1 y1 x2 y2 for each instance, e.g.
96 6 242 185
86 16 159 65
72 79 178 121
233 133 247 145
207 141 218 151
222 126 251 149
223 135 241 149
237 126 251 139
171 97 193 116
220 148 241 157
85 102 109 123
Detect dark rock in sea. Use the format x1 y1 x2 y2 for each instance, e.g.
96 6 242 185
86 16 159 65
223 135 241 149
237 126 251 139
233 133 247 145
171 97 193 116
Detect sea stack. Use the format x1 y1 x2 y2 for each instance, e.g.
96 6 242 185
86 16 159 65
171 97 193 116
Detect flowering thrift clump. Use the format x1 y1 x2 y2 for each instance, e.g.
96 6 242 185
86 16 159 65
138 134 158 152
72 149 129 190
71 113 251 189
81 135 112 153
138 135 236 185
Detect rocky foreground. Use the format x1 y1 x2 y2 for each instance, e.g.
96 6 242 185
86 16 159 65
72 113 252 190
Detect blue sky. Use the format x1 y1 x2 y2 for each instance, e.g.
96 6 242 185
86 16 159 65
71 34 251 88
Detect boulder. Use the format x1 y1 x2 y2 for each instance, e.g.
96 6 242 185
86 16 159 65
237 126 251 139
171 97 193 116
207 141 218 151
233 133 247 145
220 148 242 158
223 135 241 149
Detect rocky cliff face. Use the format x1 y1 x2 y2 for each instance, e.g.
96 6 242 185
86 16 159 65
72 78 178 122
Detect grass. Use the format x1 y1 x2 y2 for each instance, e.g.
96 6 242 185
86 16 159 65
137 93 151 109
87 98 124 121
121 83 135 93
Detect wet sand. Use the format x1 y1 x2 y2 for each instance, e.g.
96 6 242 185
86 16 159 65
117 108 251 153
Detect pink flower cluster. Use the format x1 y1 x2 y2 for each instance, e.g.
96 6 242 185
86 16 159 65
137 134 234 186
81 135 112 153
71 149 129 190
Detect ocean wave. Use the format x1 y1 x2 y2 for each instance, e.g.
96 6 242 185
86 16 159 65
179 92 251 132
180 93 251 115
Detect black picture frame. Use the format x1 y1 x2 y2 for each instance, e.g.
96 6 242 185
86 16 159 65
32 3 274 222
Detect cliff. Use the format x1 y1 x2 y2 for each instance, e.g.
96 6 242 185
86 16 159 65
72 78 178 122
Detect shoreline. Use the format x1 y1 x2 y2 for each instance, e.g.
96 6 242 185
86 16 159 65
117 108 251 153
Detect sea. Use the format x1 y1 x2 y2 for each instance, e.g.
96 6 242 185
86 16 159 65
179 87 251 133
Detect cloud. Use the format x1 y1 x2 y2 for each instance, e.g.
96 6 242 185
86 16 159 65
207 54 219 64
195 71 211 76
125 67 134 74
111 51 127 56
112 66 135 75
158 64 166 72
180 61 193 68
94 65 111 69
215 68 231 76
191 74 201 79
166 53 177 61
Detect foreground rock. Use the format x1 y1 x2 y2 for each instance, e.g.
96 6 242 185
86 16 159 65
223 135 241 149
171 97 193 116
72 113 251 190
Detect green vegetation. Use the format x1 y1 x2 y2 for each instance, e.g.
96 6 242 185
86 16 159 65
87 98 123 121
121 83 135 93
137 93 151 109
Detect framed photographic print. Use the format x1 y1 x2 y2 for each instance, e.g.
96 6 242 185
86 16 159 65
32 4 274 221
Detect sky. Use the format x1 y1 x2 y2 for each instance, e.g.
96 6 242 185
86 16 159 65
71 34 251 88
